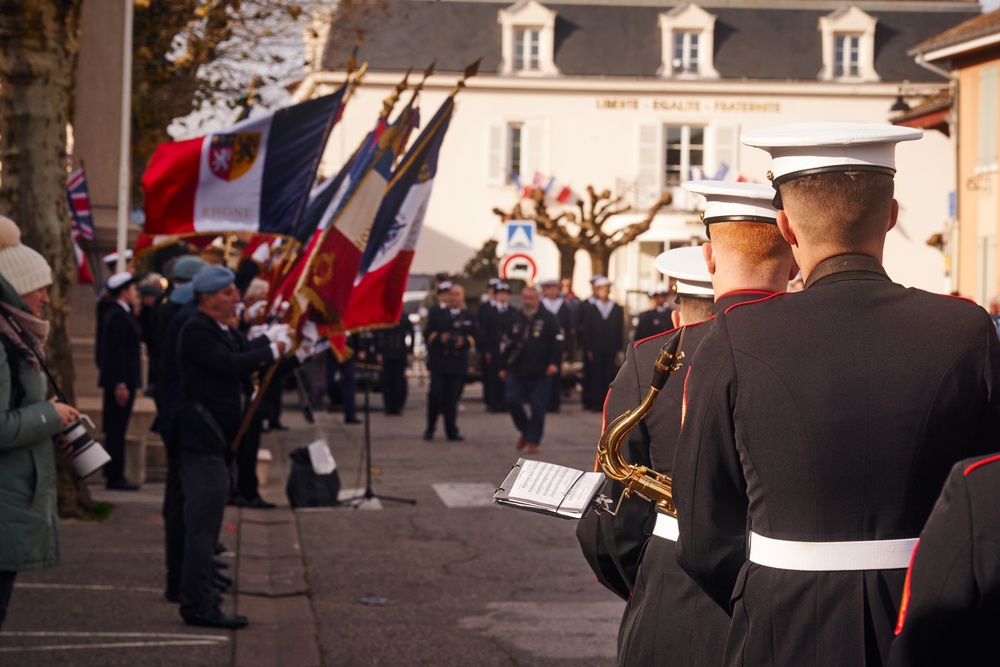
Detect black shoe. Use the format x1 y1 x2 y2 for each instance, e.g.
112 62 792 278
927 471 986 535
106 479 140 491
184 609 249 630
345 418 362 424
303 407 315 424
213 556 229 570
423 431 433 441
247 496 276 509
446 434 464 442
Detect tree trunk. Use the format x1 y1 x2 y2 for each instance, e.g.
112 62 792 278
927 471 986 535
0 0 92 518
588 246 612 278
557 244 576 280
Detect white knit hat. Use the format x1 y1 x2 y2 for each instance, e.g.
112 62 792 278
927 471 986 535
0 215 53 296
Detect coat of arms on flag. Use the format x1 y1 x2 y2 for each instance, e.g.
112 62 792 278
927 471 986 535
209 132 262 182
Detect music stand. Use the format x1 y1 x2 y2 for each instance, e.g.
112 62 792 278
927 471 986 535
344 334 416 508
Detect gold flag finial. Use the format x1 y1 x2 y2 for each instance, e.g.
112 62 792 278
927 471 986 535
451 57 482 95
380 68 412 119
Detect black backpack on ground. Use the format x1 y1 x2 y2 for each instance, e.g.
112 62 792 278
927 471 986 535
285 446 341 508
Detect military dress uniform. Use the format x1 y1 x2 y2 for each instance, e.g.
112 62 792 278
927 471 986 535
479 292 514 412
673 254 1000 666
375 311 414 415
423 302 476 440
579 290 624 412
888 453 1000 667
539 291 574 412
97 276 142 488
632 304 673 342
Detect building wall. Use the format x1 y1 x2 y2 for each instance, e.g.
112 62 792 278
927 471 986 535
302 72 955 302
955 48 1000 303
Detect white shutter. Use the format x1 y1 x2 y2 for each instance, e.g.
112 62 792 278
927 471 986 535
636 123 662 209
708 123 739 181
523 120 547 180
486 120 505 185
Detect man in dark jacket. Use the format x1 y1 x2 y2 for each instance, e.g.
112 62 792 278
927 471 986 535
579 277 624 412
97 271 142 490
479 282 514 412
423 282 476 441
632 284 673 342
499 286 561 454
176 266 290 629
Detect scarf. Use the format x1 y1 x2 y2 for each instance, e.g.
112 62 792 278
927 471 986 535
0 302 49 372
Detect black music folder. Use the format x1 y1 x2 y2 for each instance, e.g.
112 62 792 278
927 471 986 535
493 458 606 519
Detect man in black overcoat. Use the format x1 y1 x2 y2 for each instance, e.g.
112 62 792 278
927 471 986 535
578 276 623 412
176 266 290 629
538 278 572 412
97 271 142 490
632 284 673 342
479 282 514 412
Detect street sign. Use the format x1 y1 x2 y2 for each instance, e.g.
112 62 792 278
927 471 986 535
500 253 538 282
505 220 535 253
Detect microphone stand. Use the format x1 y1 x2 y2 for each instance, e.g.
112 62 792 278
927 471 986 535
345 332 415 508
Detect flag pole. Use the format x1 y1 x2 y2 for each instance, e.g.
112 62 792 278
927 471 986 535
115 0 134 274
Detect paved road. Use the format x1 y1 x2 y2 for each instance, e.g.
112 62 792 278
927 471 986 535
0 376 629 666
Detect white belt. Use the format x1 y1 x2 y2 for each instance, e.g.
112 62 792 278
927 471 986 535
652 513 679 542
748 531 917 571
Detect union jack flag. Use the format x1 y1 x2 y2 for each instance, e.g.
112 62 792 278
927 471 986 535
66 168 96 241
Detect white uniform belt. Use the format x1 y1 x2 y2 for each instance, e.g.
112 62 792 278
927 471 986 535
748 531 917 571
652 513 679 542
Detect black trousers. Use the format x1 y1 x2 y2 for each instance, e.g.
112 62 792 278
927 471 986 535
102 386 135 482
585 351 618 411
179 451 230 619
161 419 185 598
426 371 463 438
548 366 562 412
380 358 408 414
234 415 263 501
482 354 505 411
0 570 15 630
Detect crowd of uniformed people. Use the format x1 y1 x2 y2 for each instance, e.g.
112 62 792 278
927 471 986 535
3 120 999 662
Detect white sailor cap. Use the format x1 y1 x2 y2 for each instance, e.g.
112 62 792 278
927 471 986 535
495 281 511 293
647 282 669 297
589 274 606 284
437 280 454 293
102 249 134 265
654 246 713 300
487 277 501 287
741 122 922 207
682 180 777 235
539 278 560 288
593 276 612 288
105 271 135 292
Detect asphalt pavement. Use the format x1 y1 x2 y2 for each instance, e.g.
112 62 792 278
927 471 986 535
0 375 626 666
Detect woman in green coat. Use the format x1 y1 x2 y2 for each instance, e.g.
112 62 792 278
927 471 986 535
0 216 79 629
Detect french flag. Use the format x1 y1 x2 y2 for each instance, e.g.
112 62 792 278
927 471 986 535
141 87 345 237
343 97 454 331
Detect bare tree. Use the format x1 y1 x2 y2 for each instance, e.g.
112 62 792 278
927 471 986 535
0 0 94 518
493 186 672 278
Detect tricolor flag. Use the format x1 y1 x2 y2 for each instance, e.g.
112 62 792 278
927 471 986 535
540 175 580 206
343 97 454 331
141 86 345 237
67 168 96 241
291 120 407 330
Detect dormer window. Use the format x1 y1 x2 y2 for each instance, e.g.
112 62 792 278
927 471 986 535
658 4 719 79
819 6 879 82
499 1 559 76
514 28 541 71
834 34 860 77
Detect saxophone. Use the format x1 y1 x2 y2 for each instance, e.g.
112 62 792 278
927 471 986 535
596 327 686 518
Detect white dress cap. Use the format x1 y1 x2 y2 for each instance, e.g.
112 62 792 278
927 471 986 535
102 249 134 264
682 180 777 226
105 271 134 291
741 122 922 185
593 276 612 287
654 246 713 300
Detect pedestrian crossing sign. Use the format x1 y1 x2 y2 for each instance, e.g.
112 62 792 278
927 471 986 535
506 221 535 252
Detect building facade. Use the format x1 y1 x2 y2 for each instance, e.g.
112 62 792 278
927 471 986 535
296 0 979 311
909 9 1000 305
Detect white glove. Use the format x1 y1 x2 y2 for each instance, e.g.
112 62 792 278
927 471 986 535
247 300 268 321
251 242 271 265
247 324 268 341
273 328 294 353
264 323 291 344
295 321 319 362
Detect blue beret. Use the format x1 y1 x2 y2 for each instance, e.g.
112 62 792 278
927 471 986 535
172 255 208 281
169 283 194 305
191 265 235 293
